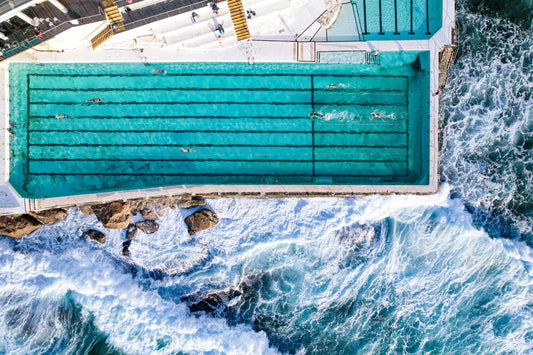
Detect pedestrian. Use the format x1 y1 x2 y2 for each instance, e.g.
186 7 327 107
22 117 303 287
211 3 219 14
217 35 223 46
34 27 43 39
216 23 224 34
191 12 199 23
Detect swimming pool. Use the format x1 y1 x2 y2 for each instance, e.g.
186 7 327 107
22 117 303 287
9 52 430 198
314 0 443 41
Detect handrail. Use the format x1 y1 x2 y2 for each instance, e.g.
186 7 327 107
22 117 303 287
295 9 327 41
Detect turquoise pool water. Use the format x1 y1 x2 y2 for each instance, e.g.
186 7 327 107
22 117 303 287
315 0 443 41
9 52 430 198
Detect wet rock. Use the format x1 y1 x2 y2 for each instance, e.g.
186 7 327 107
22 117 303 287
184 209 218 235
76 205 94 216
27 208 67 225
130 197 173 220
135 220 159 234
175 196 206 209
183 289 242 314
82 229 106 244
125 224 138 240
91 201 131 229
122 240 132 255
0 214 43 239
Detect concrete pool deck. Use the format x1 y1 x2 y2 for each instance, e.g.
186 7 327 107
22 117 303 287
0 0 455 213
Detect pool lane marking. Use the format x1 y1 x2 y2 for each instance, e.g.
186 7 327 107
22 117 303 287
26 73 30 189
29 115 410 121
29 143 409 148
28 87 406 93
28 130 410 136
28 73 409 78
28 172 410 178
311 75 316 177
30 158 407 163
29 102 409 107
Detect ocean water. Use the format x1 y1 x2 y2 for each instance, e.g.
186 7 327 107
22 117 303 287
1 1 532 354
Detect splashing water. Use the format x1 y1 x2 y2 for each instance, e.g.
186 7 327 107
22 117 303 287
440 1 533 242
1 0 533 353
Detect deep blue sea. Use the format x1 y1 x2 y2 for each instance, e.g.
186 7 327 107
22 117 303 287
1 0 532 353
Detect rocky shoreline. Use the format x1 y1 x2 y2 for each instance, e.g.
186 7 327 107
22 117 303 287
0 196 219 254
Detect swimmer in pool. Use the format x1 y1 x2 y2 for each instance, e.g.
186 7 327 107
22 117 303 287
371 112 392 118
180 147 197 153
309 110 323 118
86 97 102 103
152 69 167 74
55 114 73 119
326 84 343 88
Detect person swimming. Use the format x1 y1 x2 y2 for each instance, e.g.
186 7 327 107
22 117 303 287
55 114 73 119
309 110 323 118
326 84 343 88
371 112 392 118
152 69 167 74
180 147 197 153
86 98 102 103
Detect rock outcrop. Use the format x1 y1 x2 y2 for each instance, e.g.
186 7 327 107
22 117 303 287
130 197 173 220
125 224 138 240
175 196 206 209
82 229 106 244
28 208 67 225
135 220 159 234
184 209 219 235
183 289 242 314
76 205 94 216
0 214 43 239
91 201 131 229
122 240 132 255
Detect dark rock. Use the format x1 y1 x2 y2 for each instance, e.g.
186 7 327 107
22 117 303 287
175 196 206 209
82 229 106 244
184 209 218 235
183 289 242 314
135 220 159 234
91 201 131 229
125 224 138 240
27 208 67 225
76 205 94 215
0 214 43 239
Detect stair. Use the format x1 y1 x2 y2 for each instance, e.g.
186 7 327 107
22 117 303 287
91 0 126 49
105 5 124 24
438 45 456 88
91 25 114 49
226 0 251 41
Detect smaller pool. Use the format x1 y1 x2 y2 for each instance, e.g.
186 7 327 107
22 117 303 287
314 0 443 41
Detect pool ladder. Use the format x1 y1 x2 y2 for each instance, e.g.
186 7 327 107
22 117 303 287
226 0 251 41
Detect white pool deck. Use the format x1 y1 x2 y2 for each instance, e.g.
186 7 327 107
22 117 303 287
0 0 455 213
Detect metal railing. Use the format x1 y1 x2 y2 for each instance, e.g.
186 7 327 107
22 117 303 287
122 0 207 32
0 0 33 16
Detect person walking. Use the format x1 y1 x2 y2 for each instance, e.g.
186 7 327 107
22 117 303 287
191 12 199 23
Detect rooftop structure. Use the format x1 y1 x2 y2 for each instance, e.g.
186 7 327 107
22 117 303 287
0 0 456 213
